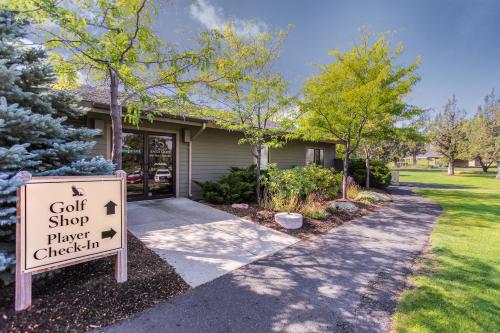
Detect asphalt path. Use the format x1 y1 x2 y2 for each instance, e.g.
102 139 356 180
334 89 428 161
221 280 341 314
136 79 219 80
101 187 441 333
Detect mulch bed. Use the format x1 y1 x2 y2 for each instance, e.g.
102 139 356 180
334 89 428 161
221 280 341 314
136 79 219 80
0 233 190 333
210 200 384 240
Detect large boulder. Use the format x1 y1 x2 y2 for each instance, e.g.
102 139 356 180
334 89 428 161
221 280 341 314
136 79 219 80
355 191 392 204
231 203 249 209
328 201 359 213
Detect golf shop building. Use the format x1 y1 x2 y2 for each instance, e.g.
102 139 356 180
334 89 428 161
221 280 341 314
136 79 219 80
73 86 337 201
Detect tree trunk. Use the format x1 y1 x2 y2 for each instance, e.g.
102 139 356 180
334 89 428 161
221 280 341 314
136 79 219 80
412 151 417 166
364 147 370 188
496 161 500 179
255 145 262 206
342 156 349 200
393 158 398 168
478 157 489 173
110 70 123 169
342 142 350 200
447 159 455 176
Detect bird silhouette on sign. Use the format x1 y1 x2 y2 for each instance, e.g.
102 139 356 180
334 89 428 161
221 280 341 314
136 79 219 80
72 185 84 197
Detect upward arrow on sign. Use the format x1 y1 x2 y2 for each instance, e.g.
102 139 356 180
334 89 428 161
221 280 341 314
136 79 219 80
105 201 117 215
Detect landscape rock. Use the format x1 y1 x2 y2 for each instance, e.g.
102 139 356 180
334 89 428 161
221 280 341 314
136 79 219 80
231 203 249 209
355 191 392 204
328 201 359 212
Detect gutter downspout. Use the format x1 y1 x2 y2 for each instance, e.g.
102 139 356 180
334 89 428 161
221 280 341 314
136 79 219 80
188 122 207 198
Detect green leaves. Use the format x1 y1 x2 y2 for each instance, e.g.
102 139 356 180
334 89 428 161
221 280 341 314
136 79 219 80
461 90 500 169
195 23 294 155
7 0 220 124
429 95 466 162
299 32 420 154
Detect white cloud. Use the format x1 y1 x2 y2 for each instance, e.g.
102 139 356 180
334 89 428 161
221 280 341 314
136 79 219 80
189 0 267 36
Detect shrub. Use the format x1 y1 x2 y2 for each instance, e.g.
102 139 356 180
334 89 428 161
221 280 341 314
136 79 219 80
347 182 361 200
301 200 328 220
263 164 342 212
305 209 328 220
264 192 302 213
195 165 256 204
348 159 391 188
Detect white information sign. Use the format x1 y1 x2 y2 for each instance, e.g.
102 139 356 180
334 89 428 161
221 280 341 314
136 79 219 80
21 178 124 272
15 172 127 311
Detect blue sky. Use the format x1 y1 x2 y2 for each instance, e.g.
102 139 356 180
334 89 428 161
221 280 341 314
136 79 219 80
155 0 500 115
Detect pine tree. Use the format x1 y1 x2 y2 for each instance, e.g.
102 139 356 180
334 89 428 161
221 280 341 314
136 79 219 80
0 11 114 283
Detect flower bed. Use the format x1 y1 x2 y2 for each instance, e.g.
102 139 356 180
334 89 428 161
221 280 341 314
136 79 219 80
210 199 383 240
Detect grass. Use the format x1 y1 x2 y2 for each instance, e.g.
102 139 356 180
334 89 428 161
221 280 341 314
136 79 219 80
392 168 500 333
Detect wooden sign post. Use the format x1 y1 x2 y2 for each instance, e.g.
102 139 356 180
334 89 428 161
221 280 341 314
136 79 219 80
14 171 128 311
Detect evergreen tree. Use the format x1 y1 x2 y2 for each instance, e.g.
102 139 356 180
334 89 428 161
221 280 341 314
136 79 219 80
0 11 114 283
429 96 466 176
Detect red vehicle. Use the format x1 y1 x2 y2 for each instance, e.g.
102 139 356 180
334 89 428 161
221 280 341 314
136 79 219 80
127 172 143 184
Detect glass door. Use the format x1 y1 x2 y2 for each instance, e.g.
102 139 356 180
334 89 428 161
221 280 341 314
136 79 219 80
122 132 145 199
122 131 176 200
146 134 175 198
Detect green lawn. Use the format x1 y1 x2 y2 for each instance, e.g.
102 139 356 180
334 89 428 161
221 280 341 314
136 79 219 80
392 169 500 333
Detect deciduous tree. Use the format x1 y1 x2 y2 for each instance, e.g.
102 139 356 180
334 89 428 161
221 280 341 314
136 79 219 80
7 0 217 168
463 90 500 173
196 24 295 205
299 33 419 198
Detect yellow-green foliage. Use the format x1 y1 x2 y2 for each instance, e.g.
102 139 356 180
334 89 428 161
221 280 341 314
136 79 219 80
9 0 217 125
298 32 420 199
263 164 342 212
301 201 327 220
265 192 301 213
346 183 361 200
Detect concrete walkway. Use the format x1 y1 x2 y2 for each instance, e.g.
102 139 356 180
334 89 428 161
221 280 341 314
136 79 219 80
127 198 299 287
105 187 441 333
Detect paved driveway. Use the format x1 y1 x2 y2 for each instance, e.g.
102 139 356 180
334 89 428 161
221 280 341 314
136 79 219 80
104 187 441 333
127 198 299 287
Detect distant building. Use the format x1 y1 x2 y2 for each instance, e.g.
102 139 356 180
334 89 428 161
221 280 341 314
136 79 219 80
401 150 471 168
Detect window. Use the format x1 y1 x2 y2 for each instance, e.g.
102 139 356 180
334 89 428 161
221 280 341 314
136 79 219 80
254 145 269 170
306 148 324 166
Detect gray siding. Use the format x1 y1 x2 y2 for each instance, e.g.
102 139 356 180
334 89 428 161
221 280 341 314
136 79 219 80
270 141 336 169
191 128 253 198
67 117 108 158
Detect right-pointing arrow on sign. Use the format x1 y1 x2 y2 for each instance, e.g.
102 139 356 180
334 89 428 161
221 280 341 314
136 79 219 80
101 228 117 239
105 201 117 215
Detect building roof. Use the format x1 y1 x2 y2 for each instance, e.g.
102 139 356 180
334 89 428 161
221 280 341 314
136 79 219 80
68 85 119 106
62 85 337 144
67 85 282 128
416 151 442 159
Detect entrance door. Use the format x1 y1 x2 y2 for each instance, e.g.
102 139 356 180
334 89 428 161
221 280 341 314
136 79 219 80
122 131 176 200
